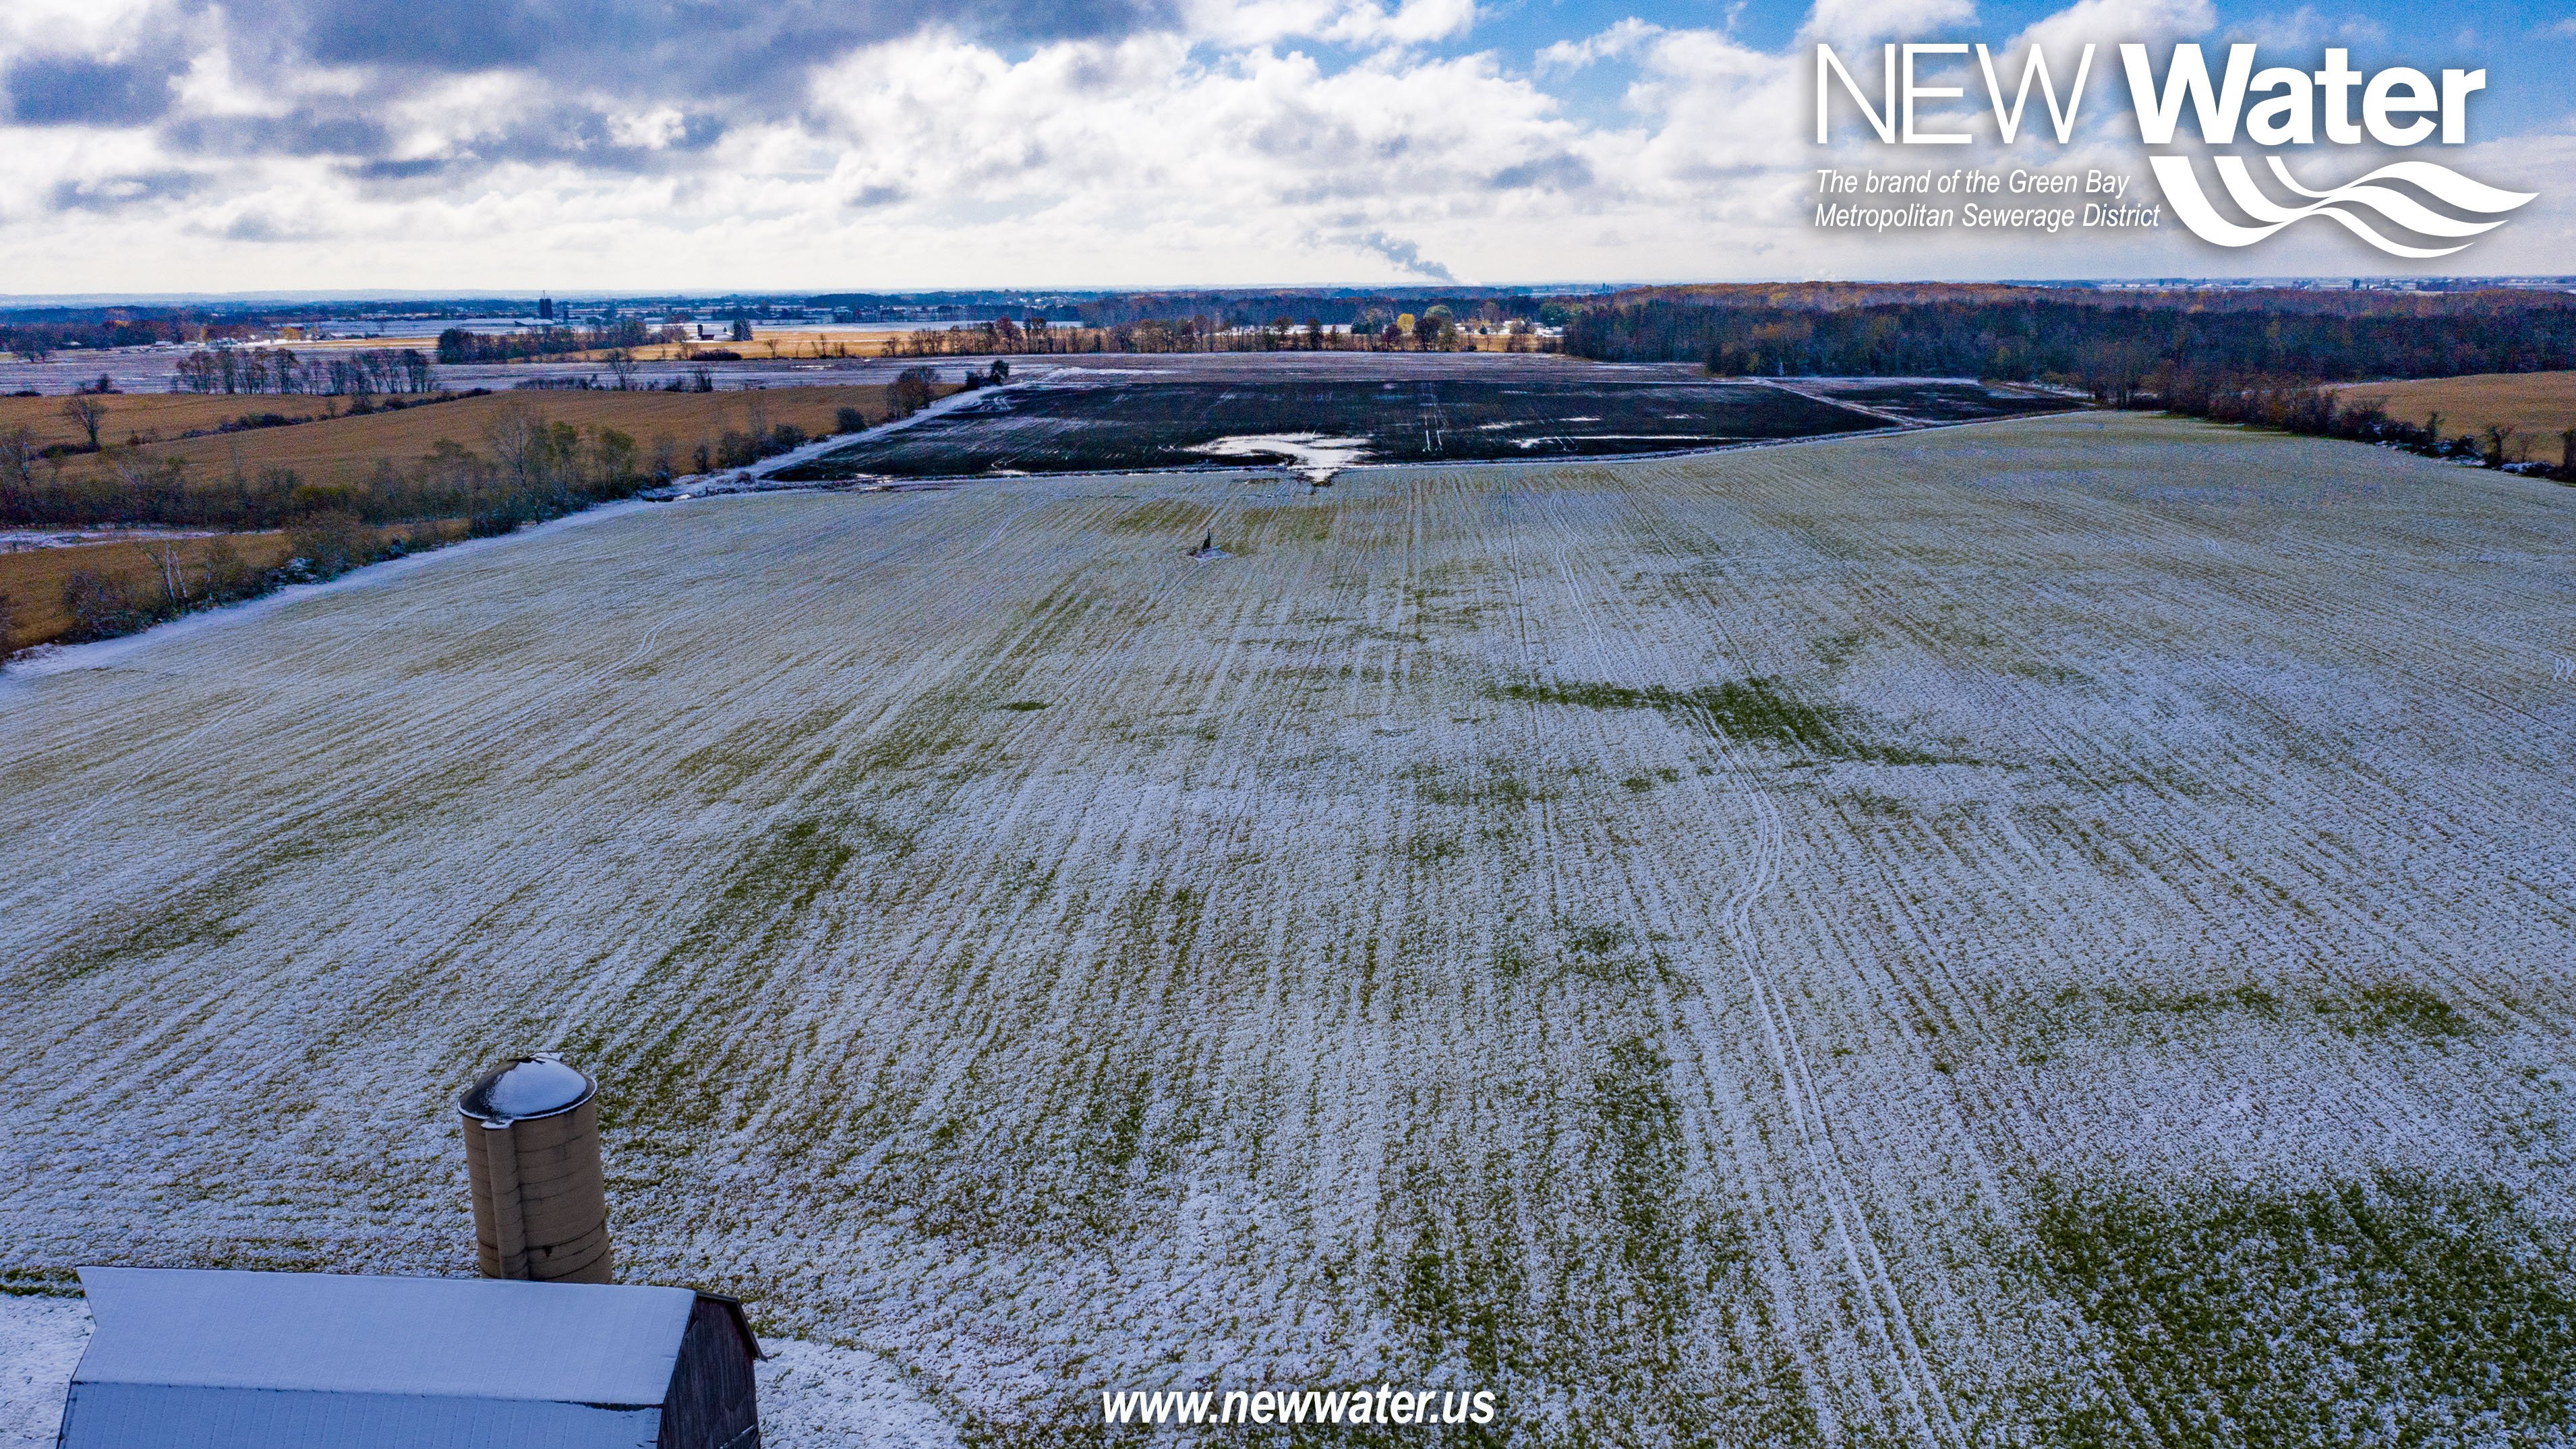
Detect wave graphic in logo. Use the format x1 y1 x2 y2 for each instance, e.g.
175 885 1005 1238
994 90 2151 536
2151 155 2536 258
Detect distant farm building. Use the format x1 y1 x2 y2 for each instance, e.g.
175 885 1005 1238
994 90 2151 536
57 1268 761 1449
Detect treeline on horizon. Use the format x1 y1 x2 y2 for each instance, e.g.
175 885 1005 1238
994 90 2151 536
435 319 684 365
885 308 1550 357
3 316 204 359
1563 285 2576 396
174 347 436 396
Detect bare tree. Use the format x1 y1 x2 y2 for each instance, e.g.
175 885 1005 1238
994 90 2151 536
0 424 34 490
61 394 106 450
197 538 247 601
604 348 639 390
486 404 544 489
2561 427 2575 478
136 539 189 608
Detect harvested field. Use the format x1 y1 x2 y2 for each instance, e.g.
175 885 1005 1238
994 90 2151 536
780 374 2070 481
0 532 292 651
5 413 2576 1443
0 392 339 450
2335 370 2576 451
51 385 904 494
0 521 470 651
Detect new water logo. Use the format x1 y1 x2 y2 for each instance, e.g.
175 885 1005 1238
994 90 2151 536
2150 156 2532 257
2122 45 2534 256
1814 40 2538 256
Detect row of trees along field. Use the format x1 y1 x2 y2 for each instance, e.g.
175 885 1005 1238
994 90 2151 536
5 380 944 650
46 512 433 645
0 406 651 535
434 318 689 364
887 306 1547 357
2 374 939 535
2173 378 2576 481
1562 285 2576 401
173 347 436 396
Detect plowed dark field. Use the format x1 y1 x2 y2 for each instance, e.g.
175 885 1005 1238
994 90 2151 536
777 374 2078 480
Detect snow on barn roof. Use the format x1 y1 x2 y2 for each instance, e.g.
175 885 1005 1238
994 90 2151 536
59 1268 727 1449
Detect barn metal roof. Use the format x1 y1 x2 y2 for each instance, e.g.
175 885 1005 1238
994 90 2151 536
58 1268 707 1449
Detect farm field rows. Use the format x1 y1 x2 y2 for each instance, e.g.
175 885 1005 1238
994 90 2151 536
4 413 2575 1442
782 373 2072 482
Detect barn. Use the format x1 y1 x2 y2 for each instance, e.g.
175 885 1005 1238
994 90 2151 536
55 1267 761 1449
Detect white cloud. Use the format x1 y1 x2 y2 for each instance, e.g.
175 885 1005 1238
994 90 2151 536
1798 0 1979 49
0 0 2563 289
1535 18 1665 74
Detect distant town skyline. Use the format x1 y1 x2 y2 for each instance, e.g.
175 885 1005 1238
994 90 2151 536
2 0 2570 291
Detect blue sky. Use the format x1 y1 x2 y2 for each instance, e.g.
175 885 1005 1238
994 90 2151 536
1 0 2569 291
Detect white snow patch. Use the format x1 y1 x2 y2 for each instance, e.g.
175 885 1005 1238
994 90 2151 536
0 1297 86 1449
757 1338 963 1449
1190 432 1369 483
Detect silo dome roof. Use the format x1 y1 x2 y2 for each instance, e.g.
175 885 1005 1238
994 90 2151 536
460 1056 593 1123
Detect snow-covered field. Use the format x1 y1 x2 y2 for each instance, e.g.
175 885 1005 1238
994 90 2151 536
5 412 2575 1444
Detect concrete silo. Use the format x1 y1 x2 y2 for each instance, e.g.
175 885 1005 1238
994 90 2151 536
459 1055 614 1284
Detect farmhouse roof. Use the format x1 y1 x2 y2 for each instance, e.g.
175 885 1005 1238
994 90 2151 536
59 1267 759 1449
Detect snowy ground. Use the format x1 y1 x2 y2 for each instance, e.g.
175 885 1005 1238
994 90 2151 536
5 413 2576 1444
0 1299 84 1449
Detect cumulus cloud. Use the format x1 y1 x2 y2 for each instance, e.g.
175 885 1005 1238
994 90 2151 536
1535 18 1665 73
0 0 2561 289
49 168 206 210
1799 0 1977 49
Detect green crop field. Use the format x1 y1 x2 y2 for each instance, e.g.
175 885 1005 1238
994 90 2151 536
5 412 2575 1446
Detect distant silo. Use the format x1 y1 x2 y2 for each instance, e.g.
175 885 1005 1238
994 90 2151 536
459 1054 614 1284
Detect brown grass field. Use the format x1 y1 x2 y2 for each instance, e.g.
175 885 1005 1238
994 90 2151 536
0 521 473 652
0 393 341 450
55 384 905 492
2335 371 2576 452
0 534 291 651
5 386 905 651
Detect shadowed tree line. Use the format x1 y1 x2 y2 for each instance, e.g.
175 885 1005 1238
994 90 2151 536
0 404 657 535
436 319 688 365
1 318 199 361
887 305 1546 358
50 514 437 645
1562 285 2576 479
173 347 437 396
2172 380 2576 480
1564 287 2576 398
